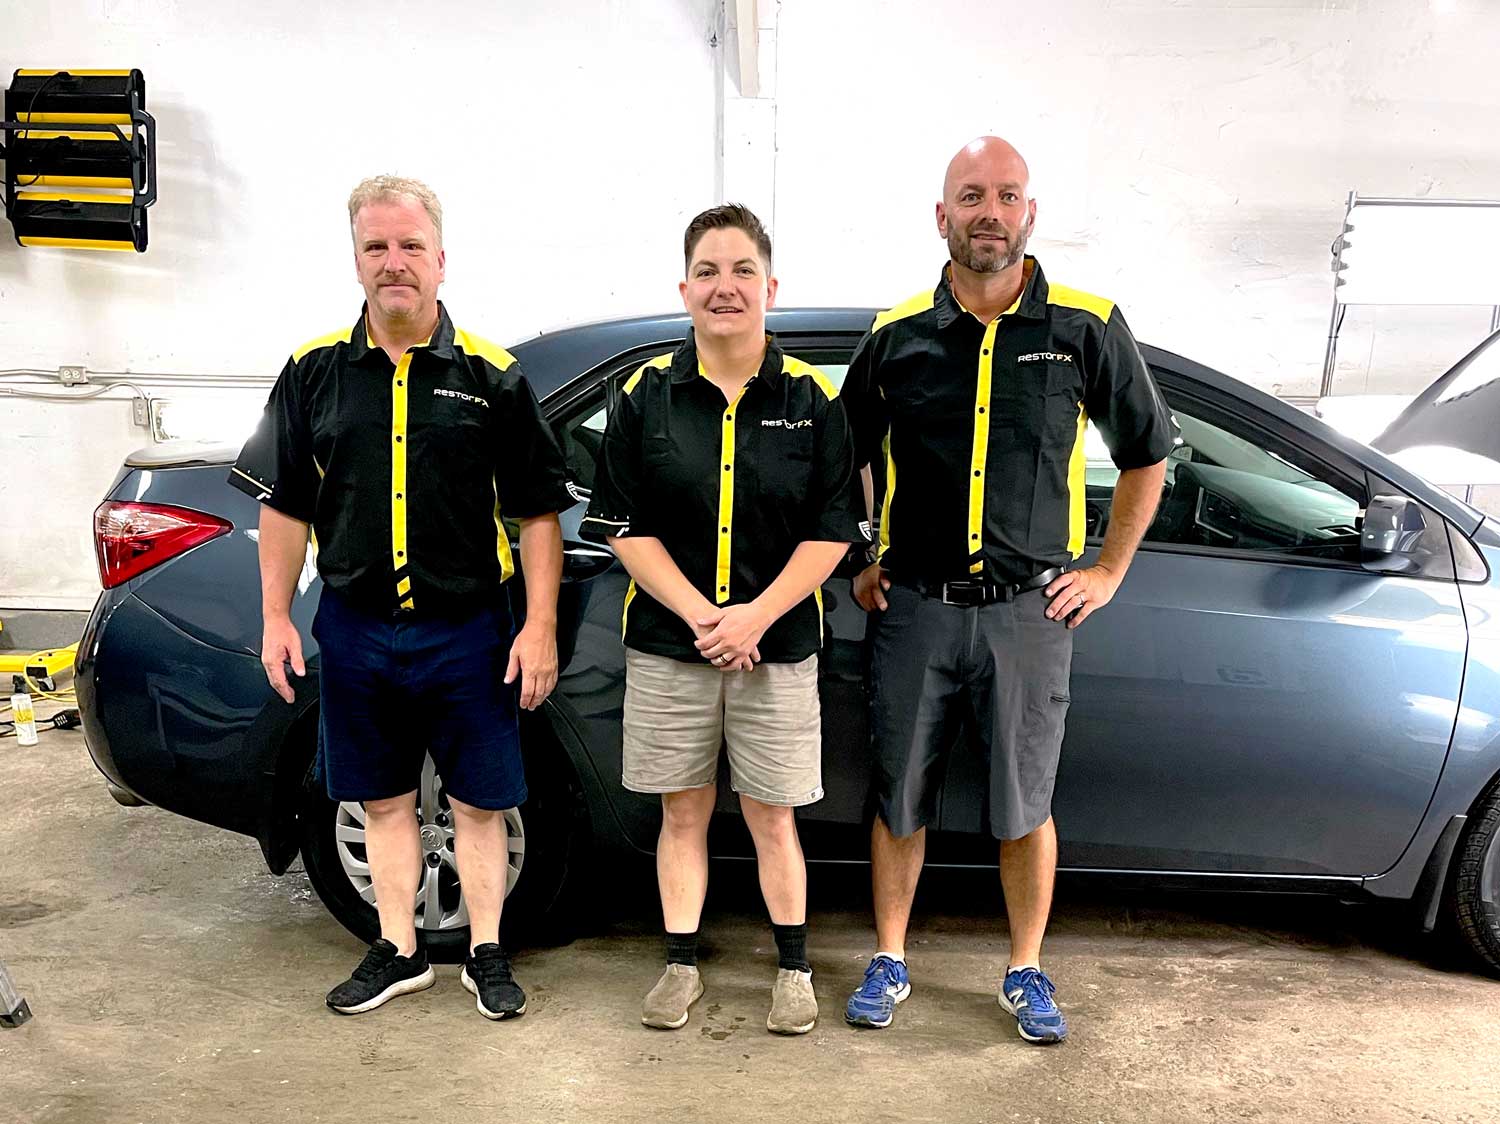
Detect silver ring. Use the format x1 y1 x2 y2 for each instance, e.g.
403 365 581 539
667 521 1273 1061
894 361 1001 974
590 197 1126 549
716 654 730 665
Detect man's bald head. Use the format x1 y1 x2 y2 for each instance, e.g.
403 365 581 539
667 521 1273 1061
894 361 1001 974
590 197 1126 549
943 136 1030 202
937 136 1036 275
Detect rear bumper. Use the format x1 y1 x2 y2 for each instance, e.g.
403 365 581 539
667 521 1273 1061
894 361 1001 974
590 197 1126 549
75 590 305 842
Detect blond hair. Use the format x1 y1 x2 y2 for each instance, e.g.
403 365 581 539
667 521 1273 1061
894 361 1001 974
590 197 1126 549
347 175 443 246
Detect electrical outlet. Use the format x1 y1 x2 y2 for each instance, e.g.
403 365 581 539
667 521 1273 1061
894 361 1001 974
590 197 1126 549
59 365 88 385
131 398 149 427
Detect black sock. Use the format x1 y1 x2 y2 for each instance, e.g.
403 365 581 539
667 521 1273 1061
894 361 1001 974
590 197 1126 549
771 922 810 973
665 929 699 966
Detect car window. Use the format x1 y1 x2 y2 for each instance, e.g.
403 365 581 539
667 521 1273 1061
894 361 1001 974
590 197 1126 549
555 401 608 499
815 363 850 391
1086 396 1367 563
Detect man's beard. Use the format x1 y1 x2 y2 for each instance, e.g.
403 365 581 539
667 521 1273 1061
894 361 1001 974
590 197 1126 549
949 212 1032 273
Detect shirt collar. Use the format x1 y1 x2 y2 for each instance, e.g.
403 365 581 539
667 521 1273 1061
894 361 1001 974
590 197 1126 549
933 255 1049 328
669 329 786 388
349 301 456 365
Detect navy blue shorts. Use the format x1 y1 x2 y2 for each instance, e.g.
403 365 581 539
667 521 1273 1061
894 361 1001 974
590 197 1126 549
311 588 527 811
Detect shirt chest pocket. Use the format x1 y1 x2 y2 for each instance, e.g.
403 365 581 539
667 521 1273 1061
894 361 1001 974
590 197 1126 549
991 361 1079 440
419 395 492 483
428 395 490 431
745 424 814 502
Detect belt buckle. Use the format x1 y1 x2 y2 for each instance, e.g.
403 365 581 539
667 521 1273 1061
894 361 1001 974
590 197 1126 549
940 580 992 607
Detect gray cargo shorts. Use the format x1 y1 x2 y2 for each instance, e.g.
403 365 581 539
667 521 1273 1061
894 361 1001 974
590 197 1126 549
869 581 1074 840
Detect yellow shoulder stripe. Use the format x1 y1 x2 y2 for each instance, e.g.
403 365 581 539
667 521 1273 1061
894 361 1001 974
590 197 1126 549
782 354 838 399
623 352 674 395
453 327 519 371
871 289 936 334
292 325 355 362
1046 283 1115 325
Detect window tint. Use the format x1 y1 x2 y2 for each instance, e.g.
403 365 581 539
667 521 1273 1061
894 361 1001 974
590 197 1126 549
1086 397 1366 562
554 399 607 500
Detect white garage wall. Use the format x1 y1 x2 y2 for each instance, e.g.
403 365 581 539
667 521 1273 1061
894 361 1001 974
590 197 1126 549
4 0 1500 612
1 0 722 611
771 0 1500 397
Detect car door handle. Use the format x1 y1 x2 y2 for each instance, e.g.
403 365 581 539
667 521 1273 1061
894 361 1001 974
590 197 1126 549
562 544 615 581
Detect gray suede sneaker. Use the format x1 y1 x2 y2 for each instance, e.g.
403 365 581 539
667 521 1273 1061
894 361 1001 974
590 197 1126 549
766 967 817 1035
641 963 704 1029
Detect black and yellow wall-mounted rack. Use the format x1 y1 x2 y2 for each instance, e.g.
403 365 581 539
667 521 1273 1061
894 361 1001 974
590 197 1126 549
1 69 157 252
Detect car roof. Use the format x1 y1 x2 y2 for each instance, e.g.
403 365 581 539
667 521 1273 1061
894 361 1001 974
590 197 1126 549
507 308 878 396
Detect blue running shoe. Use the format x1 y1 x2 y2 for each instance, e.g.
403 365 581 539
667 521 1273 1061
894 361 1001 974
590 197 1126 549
998 967 1067 1044
844 955 911 1028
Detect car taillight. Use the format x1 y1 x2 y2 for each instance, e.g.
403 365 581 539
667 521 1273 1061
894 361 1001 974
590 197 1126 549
93 501 233 589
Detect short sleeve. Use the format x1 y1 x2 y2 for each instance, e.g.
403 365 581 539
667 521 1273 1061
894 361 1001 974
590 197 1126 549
1082 308 1178 470
580 374 651 543
804 391 872 545
493 363 575 518
228 357 319 523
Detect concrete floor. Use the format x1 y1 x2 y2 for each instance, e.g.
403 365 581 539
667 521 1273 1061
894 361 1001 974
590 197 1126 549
5 714 1500 1124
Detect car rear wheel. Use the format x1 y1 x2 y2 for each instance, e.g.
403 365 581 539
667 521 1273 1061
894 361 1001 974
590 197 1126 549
1450 778 1500 977
300 737 584 963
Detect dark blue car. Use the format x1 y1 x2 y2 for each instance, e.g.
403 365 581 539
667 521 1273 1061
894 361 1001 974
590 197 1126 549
76 310 1500 974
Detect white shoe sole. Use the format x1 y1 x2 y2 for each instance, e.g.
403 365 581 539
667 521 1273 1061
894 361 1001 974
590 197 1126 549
767 1015 818 1035
997 991 1066 1043
641 978 705 1029
845 981 910 1029
461 966 527 1019
328 966 436 1015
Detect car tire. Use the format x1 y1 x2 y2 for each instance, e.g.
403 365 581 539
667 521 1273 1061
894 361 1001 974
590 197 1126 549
1450 777 1500 977
300 727 586 963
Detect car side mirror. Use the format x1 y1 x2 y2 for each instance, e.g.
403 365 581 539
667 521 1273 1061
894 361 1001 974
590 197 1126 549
1360 494 1426 571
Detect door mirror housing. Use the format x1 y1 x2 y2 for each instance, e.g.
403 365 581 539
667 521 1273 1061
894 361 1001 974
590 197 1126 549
1360 494 1426 571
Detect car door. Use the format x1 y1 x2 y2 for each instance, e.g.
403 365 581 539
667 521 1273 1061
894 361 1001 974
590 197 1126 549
1048 378 1466 876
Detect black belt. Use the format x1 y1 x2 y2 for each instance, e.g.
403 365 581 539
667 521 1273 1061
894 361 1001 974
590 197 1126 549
898 566 1065 607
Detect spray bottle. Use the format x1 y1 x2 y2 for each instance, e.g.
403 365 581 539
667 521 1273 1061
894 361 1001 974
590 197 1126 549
10 676 38 747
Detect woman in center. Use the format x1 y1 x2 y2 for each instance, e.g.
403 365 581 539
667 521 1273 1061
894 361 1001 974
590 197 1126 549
581 204 867 1035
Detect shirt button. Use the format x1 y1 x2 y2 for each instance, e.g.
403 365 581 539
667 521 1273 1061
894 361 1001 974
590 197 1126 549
397 380 404 386
395 435 403 443
978 406 986 414
396 492 403 500
974 470 981 477
397 550 405 558
721 526 728 533
720 585 727 593
725 414 732 421
724 464 731 471
971 534 979 541
983 349 990 356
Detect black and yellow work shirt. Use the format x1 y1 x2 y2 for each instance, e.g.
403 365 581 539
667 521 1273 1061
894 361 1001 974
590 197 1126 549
229 303 572 617
842 257 1176 585
580 333 868 663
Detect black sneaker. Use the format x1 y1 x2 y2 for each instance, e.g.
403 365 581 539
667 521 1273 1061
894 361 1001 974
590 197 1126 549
325 939 436 1015
461 943 527 1020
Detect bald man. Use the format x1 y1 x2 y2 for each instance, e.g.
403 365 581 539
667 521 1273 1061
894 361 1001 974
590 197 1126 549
839 138 1175 1043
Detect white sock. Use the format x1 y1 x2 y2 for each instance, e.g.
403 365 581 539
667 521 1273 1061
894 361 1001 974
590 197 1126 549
1007 962 1039 974
875 950 906 963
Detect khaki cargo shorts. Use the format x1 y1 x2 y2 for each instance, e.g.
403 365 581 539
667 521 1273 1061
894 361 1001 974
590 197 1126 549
622 648 823 807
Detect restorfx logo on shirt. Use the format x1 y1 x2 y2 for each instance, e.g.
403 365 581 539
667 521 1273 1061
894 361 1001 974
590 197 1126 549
1016 352 1074 364
762 417 812 429
434 387 489 408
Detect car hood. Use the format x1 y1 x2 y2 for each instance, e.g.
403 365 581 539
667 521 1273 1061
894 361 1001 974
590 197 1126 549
1373 329 1500 478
